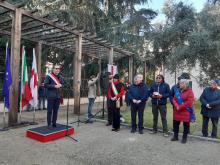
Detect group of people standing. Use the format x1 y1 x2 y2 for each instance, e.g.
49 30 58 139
43 64 220 142
87 72 220 144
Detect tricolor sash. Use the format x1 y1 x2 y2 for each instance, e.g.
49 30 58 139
174 87 196 123
48 73 64 104
111 82 121 108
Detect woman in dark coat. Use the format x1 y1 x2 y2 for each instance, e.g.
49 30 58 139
200 80 220 138
171 79 194 143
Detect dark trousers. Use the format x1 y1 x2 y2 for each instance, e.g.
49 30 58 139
110 100 120 129
173 120 190 139
131 104 145 131
38 96 46 109
202 116 219 138
152 104 168 133
107 99 113 124
47 98 60 126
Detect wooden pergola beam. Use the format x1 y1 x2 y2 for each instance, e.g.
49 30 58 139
9 8 22 126
129 56 134 83
21 18 59 32
0 8 10 15
45 35 75 43
22 26 56 36
35 42 42 81
109 47 113 65
21 8 133 56
74 33 82 114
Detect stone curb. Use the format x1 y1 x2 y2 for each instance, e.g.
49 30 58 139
93 118 220 143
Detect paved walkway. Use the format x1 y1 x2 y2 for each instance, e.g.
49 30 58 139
0 104 219 165
0 118 220 165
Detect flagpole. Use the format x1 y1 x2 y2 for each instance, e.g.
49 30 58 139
3 99 6 128
20 46 24 124
1 42 9 131
3 43 7 128
33 107 35 123
30 48 38 125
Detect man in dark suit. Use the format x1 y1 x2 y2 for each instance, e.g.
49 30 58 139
44 64 64 128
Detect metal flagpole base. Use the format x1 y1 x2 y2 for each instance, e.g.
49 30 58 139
29 122 38 125
0 127 9 131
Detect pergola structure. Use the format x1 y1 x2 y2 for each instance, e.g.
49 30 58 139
0 1 134 126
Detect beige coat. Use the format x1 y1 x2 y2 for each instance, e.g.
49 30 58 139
88 76 99 98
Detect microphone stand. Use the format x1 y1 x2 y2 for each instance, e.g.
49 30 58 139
70 81 86 126
64 85 78 142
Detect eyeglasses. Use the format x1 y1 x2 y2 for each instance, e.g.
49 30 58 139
54 68 60 70
156 77 162 79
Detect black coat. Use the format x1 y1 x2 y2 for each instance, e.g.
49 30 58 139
38 85 46 97
200 87 220 118
44 73 64 99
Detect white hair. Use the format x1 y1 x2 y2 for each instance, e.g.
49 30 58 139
179 79 190 87
134 74 143 81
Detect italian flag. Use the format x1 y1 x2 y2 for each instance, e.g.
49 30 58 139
21 46 33 110
30 48 38 108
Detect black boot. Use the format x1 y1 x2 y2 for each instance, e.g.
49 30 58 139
171 132 178 141
181 134 187 144
171 136 179 141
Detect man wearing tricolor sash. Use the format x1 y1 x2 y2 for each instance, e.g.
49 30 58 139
107 74 124 131
44 64 64 128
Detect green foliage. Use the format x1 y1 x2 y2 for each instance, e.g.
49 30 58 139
152 1 197 71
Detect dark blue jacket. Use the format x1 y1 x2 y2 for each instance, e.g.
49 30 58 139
38 85 46 97
200 87 220 118
150 82 170 105
170 84 179 105
44 74 64 99
128 82 149 106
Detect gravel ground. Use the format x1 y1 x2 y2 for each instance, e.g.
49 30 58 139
0 103 220 165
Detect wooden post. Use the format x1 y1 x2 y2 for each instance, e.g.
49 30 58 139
109 47 113 65
97 58 101 96
35 42 42 82
9 8 22 125
128 56 133 83
74 33 82 114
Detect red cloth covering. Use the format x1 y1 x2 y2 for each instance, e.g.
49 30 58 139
173 88 194 122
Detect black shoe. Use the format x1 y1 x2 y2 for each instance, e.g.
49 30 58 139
149 130 157 134
47 125 53 130
181 138 187 144
139 130 143 134
43 108 47 110
112 128 120 132
86 120 93 124
106 123 112 126
202 134 208 137
130 129 136 133
52 124 57 127
171 136 179 141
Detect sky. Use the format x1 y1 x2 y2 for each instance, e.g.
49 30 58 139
137 0 207 23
